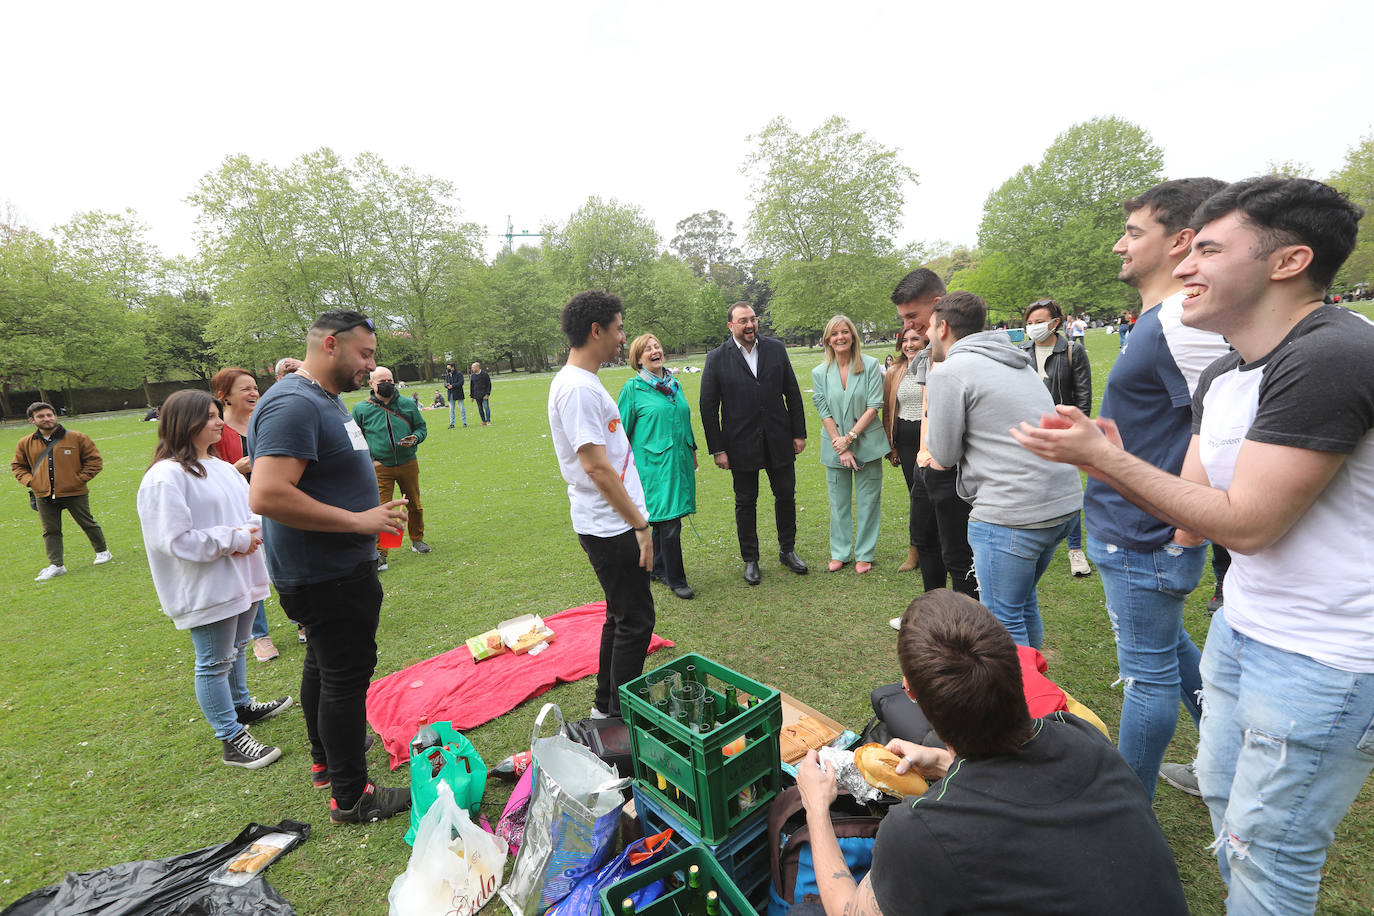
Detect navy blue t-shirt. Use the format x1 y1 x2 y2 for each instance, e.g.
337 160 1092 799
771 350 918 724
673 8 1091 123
1083 295 1230 549
247 374 379 586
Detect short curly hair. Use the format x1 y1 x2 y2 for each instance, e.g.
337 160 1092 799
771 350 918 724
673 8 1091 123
561 290 623 348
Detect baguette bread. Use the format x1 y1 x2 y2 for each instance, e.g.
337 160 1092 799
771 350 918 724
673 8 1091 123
854 743 929 797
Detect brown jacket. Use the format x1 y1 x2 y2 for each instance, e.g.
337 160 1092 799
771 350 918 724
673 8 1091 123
882 356 914 459
11 426 103 498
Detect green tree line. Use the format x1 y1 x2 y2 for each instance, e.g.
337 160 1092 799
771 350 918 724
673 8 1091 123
4 124 1371 413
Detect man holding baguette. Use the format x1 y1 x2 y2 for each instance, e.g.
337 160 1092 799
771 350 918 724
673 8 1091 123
795 590 1186 916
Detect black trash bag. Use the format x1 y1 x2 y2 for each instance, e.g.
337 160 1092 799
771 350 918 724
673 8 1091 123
3 819 309 916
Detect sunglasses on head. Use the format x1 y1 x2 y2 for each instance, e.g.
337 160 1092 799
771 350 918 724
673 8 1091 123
318 313 375 336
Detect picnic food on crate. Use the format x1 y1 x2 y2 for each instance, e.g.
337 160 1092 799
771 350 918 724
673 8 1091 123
779 714 840 764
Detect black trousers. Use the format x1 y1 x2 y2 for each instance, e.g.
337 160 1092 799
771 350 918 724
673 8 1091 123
276 561 381 808
579 530 656 717
730 463 797 561
918 465 979 599
894 419 941 563
651 516 688 589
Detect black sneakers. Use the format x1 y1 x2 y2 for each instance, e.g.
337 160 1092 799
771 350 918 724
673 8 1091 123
235 696 294 726
222 729 282 769
329 782 412 825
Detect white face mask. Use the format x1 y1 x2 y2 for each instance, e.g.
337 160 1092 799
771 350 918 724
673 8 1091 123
1026 321 1055 343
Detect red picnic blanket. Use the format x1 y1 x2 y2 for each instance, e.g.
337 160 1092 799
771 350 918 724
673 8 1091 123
366 602 674 769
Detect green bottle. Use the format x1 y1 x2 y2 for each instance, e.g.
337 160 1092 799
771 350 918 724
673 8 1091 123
621 897 636 916
705 890 720 916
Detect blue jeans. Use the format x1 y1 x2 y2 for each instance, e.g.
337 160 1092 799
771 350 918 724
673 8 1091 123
1088 534 1206 800
189 607 255 740
475 397 491 423
1065 510 1083 551
250 598 269 640
967 517 1073 649
1197 611 1374 915
448 398 466 427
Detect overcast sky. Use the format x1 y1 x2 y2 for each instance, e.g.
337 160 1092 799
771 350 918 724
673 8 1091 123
4 0 1371 263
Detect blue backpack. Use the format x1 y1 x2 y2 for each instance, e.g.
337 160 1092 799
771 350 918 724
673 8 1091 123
767 786 883 916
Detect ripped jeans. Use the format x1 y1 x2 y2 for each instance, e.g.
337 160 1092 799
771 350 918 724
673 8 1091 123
1197 610 1374 915
1088 534 1207 800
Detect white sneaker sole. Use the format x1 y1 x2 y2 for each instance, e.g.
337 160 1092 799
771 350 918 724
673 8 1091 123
224 745 282 770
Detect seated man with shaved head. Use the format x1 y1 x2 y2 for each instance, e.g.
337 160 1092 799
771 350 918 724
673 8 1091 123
352 366 431 569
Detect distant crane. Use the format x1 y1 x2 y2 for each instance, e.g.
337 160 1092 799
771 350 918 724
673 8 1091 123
502 216 543 252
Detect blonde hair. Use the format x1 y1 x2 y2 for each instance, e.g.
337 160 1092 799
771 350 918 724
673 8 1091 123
628 333 661 371
821 315 865 370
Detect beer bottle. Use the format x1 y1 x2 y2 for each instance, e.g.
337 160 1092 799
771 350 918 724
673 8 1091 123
621 898 636 916
724 684 738 718
705 890 720 916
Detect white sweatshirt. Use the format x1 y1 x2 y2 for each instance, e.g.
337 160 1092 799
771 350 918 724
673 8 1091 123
136 457 270 630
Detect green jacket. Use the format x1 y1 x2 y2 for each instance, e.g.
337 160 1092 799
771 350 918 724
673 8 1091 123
352 395 428 467
617 372 697 522
811 354 888 468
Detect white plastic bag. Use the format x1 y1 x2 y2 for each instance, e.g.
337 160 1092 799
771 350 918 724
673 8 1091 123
389 781 508 916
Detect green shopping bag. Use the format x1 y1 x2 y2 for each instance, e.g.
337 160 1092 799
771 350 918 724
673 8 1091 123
405 721 488 846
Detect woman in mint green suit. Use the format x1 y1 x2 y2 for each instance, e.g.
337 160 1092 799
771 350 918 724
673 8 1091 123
811 315 888 573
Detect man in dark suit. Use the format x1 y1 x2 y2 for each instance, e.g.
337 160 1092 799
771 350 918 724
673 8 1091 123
700 301 809 585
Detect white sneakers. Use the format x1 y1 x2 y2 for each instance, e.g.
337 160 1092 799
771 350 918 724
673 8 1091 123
1068 548 1092 577
37 552 112 581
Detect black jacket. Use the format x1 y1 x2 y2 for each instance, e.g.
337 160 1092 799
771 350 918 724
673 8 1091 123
699 336 807 471
470 370 492 400
1019 335 1092 415
443 368 465 400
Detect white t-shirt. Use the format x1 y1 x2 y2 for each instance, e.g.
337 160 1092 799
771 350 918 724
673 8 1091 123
548 364 647 537
1193 306 1374 672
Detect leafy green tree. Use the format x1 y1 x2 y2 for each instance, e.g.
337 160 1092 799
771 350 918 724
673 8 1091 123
356 153 484 379
544 196 661 300
741 116 917 334
57 208 161 309
671 210 739 277
470 246 562 372
1331 134 1374 289
947 252 1034 323
977 116 1164 317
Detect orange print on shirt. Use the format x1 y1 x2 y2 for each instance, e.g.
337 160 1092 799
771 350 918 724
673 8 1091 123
609 419 620 433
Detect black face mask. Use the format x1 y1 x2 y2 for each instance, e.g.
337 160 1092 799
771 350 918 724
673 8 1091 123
375 382 396 399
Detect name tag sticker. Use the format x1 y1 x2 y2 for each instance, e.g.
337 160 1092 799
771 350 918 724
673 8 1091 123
343 419 369 451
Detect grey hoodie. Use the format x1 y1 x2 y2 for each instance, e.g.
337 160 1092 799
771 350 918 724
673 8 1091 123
925 330 1083 526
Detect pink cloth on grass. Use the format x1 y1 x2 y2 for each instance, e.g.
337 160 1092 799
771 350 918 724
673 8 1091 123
367 602 674 770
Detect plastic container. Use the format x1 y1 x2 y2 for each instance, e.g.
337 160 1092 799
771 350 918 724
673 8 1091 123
634 787 770 914
600 844 754 916
619 653 781 844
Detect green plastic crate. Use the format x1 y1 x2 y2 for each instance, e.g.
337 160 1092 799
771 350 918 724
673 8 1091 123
619 653 781 844
600 844 754 916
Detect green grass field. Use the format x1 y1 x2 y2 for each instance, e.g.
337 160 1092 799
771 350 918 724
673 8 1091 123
2 320 1371 914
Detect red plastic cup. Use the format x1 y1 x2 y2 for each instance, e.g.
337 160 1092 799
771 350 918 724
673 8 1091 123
378 528 403 549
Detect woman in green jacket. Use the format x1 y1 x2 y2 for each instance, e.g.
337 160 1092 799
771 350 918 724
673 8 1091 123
812 315 887 574
617 334 698 599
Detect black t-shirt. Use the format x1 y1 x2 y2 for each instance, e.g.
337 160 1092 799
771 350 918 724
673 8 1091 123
247 375 379 586
869 713 1187 916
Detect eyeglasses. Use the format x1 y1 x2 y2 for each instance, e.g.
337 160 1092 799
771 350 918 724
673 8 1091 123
732 317 759 325
316 311 375 335
1030 299 1055 308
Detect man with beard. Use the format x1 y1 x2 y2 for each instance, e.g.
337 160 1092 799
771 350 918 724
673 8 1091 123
12 401 112 581
248 310 411 825
699 301 809 585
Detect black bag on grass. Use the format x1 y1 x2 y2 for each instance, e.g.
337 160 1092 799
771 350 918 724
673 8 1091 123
564 715 634 777
2 819 308 916
860 683 945 750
